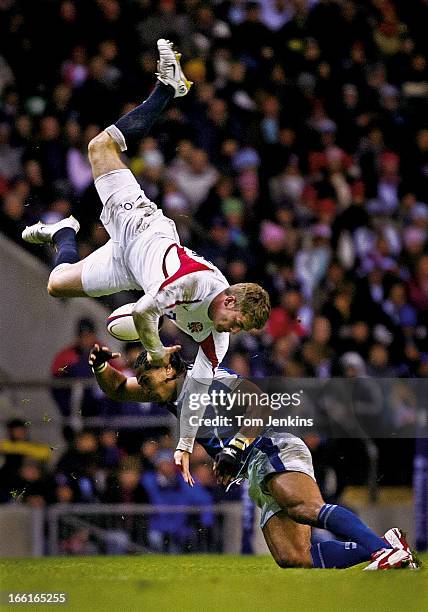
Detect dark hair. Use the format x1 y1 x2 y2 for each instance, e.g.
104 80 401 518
134 349 189 377
124 341 142 353
7 418 26 429
76 317 96 336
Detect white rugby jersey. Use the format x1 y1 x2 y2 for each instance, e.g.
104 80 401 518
175 364 241 406
174 364 242 453
133 243 232 450
135 243 231 380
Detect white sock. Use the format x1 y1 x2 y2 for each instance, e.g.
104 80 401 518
105 125 127 152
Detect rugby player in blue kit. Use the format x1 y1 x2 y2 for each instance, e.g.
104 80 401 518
88 344 419 570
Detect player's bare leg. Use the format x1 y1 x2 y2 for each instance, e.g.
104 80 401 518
267 471 324 525
32 130 127 297
262 511 312 568
22 39 191 299
88 131 127 180
20 129 124 298
47 259 86 297
267 471 414 568
99 38 191 161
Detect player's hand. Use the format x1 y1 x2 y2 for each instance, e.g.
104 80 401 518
147 345 181 367
174 449 195 487
214 443 244 487
89 344 121 372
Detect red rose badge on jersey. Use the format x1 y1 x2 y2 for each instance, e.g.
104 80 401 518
188 321 203 333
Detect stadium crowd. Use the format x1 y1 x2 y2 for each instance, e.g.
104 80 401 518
1 0 427 377
1 0 428 512
0 417 225 553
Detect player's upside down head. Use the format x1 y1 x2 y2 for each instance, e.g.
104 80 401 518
209 283 271 334
133 348 189 402
227 283 271 330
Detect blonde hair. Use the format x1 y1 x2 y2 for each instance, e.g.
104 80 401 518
226 283 271 330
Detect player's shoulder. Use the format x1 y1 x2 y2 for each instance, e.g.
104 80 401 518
199 264 229 288
187 249 229 286
211 266 229 287
190 271 229 306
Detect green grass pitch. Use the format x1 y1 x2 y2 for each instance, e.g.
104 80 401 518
1 555 427 612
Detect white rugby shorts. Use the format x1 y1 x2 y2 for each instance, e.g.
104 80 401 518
245 432 316 528
81 169 180 297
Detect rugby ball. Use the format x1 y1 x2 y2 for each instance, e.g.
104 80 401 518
106 302 139 341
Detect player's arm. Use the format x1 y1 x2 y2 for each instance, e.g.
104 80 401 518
89 344 148 401
172 331 228 487
214 379 268 486
132 294 180 366
177 331 230 454
174 346 219 487
132 292 182 366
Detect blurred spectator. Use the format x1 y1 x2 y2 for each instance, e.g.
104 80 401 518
227 352 251 378
56 430 99 502
367 343 396 378
0 191 35 248
408 254 428 312
60 528 98 556
0 123 22 181
266 289 307 341
142 451 214 553
295 226 332 300
98 430 123 471
104 457 148 504
168 147 218 211
66 124 97 195
13 460 50 508
51 317 111 439
0 418 51 501
305 315 335 377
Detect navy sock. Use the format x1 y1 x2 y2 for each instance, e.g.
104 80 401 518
311 540 371 568
53 228 79 266
317 504 388 555
115 82 174 146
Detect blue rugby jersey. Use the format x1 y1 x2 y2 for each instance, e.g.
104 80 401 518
162 366 260 460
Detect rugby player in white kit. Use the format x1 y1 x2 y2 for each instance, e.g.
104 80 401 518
22 39 271 477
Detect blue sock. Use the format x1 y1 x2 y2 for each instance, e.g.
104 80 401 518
115 82 174 146
53 228 79 266
317 504 388 555
311 540 371 568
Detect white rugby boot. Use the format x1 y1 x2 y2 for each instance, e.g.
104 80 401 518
22 215 80 244
363 546 413 570
383 528 421 569
156 38 193 98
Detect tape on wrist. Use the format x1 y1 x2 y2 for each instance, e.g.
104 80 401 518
230 435 252 451
92 362 108 374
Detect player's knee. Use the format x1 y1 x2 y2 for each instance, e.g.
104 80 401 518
87 131 111 160
47 274 65 297
274 550 311 569
287 501 321 526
